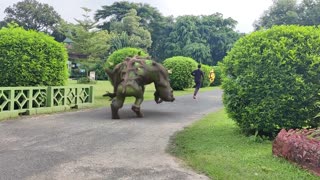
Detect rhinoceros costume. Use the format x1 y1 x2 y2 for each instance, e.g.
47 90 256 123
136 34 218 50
104 56 175 119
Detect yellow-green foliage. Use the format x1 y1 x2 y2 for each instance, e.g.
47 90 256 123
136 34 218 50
105 47 148 70
0 26 68 86
163 56 197 90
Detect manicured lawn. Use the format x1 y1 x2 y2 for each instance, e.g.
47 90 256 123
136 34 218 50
168 109 319 180
69 79 217 108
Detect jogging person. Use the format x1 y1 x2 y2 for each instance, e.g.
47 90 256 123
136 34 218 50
191 64 204 99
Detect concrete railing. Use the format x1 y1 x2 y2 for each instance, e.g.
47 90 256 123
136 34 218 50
0 85 94 120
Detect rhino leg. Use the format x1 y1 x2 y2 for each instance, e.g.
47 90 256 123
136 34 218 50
111 96 125 119
131 86 145 118
131 106 143 117
132 96 144 117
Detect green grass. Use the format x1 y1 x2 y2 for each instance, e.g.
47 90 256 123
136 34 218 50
70 79 217 108
168 109 319 180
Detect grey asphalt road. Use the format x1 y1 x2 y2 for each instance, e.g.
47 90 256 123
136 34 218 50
0 89 223 180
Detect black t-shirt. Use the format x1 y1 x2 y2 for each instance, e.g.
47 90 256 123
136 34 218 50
191 69 204 82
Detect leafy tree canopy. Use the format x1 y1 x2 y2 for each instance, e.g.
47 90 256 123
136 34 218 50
164 13 240 65
254 0 320 30
109 9 152 51
3 0 62 34
94 1 240 64
63 8 111 60
94 1 163 31
94 1 168 61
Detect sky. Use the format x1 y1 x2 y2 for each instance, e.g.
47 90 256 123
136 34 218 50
0 0 273 33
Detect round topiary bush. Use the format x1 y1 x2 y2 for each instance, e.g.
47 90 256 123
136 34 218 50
220 25 320 137
163 56 197 90
105 47 148 70
0 26 68 87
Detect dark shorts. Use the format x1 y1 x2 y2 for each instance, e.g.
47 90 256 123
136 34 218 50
195 81 201 89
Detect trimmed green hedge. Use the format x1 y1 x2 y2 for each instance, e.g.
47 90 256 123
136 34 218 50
105 47 148 70
0 26 68 86
220 25 320 137
163 56 197 90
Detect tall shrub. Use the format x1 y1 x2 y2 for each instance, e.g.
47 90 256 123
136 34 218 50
0 26 68 86
105 47 148 70
220 25 320 137
163 56 197 90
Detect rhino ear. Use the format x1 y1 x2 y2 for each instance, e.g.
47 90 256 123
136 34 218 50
167 69 172 74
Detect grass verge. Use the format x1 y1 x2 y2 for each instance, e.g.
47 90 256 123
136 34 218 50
168 109 318 180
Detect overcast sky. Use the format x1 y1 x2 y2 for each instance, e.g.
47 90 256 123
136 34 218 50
0 0 273 33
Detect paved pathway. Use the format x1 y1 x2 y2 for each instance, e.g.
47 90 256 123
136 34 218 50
0 89 223 180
